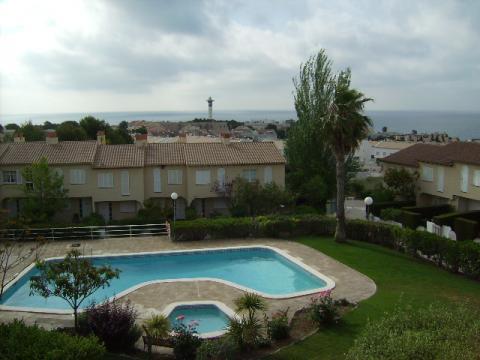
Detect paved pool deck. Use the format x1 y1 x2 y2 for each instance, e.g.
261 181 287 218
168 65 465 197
0 236 376 330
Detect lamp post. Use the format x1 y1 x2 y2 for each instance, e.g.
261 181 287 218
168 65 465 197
171 192 178 238
364 196 373 220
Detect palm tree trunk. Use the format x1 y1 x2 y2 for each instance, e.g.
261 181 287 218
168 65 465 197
335 151 347 243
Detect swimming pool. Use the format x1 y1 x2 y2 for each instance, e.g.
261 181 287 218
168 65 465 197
0 246 335 312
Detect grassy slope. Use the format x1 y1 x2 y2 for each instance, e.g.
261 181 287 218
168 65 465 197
269 237 480 360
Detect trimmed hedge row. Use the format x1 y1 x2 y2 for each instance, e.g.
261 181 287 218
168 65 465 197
402 204 453 219
174 215 480 280
454 217 479 241
433 210 480 227
370 200 415 217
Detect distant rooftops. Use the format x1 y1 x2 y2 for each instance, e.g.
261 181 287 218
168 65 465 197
0 140 286 168
380 141 480 168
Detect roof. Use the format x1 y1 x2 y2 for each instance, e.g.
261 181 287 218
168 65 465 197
0 140 286 168
0 141 97 165
93 145 144 168
380 141 480 168
183 142 286 166
372 141 415 150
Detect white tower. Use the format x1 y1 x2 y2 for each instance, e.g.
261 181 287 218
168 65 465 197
206 96 214 120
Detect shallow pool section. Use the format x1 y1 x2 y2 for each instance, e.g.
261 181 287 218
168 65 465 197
0 246 334 311
167 303 231 337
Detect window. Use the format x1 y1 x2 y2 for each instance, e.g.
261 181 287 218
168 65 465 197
437 167 444 192
217 168 225 187
473 170 480 187
460 165 469 193
264 166 273 184
242 169 257 183
195 170 211 185
119 201 136 213
97 173 113 188
421 166 433 182
3 171 17 184
121 170 130 195
70 169 86 185
153 168 162 192
168 169 182 185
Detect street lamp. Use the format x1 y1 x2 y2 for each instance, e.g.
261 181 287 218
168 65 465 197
364 196 373 220
171 192 178 237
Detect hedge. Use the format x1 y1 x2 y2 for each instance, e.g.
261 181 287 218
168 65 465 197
454 217 479 241
370 200 415 217
173 215 480 280
401 211 423 229
402 204 453 220
433 210 480 227
0 320 105 360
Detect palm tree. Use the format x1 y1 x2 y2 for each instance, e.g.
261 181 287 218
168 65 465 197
326 69 372 243
234 292 267 322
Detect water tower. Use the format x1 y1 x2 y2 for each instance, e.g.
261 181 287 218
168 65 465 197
206 96 214 120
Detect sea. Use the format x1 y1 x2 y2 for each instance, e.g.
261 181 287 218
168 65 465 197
1 110 479 140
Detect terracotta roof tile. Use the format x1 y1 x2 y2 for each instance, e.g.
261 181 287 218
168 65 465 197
145 143 185 165
0 141 97 165
93 144 145 168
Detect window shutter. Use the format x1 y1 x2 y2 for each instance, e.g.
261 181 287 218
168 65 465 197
153 168 162 192
16 170 23 184
217 168 225 186
121 170 130 195
264 166 273 184
436 167 444 192
473 170 480 187
461 165 469 193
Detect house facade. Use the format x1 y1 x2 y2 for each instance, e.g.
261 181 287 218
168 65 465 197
0 133 286 222
379 142 480 211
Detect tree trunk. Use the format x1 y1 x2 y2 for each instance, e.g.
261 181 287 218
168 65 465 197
74 308 78 333
335 151 347 243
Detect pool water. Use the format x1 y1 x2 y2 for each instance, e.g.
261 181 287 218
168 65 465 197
168 305 230 335
0 247 331 310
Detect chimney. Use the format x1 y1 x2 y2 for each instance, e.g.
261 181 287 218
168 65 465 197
97 130 106 145
135 133 148 147
178 133 187 143
46 130 59 144
221 132 231 145
14 133 25 143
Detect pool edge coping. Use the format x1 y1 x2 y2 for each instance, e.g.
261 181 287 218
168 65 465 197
0 245 336 314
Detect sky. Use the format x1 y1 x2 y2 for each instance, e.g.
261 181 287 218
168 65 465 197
0 0 479 115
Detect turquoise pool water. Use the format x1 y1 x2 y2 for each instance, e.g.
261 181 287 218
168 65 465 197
168 305 230 335
0 247 329 310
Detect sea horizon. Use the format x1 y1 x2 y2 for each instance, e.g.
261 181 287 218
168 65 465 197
1 109 479 140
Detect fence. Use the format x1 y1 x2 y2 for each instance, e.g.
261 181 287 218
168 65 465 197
0 223 169 242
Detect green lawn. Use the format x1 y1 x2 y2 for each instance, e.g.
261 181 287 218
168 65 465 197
269 237 480 360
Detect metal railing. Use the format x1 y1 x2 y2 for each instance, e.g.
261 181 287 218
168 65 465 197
0 223 169 242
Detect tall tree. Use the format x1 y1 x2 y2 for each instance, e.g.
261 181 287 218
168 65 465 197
21 157 68 222
79 116 107 140
30 249 120 332
18 121 44 141
293 50 372 243
56 121 87 141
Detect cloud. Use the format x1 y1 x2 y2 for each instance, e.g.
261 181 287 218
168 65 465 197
0 0 479 113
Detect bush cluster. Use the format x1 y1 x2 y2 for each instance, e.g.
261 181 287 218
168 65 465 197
0 320 105 360
370 200 415 217
175 215 480 280
310 294 340 327
379 207 403 223
267 309 290 341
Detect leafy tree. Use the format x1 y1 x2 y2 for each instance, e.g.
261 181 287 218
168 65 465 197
18 121 44 141
30 249 120 332
265 123 277 131
79 116 107 140
42 121 58 130
56 121 88 141
5 123 19 131
293 50 372 243
21 157 69 222
106 121 133 144
384 168 417 200
133 125 148 134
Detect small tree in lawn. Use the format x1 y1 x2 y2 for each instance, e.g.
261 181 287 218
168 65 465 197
21 157 68 222
384 168 418 201
30 249 120 332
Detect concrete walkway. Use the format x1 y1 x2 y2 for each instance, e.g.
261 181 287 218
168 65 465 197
0 236 376 330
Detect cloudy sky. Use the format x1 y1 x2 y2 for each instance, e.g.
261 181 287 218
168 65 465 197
1 0 479 115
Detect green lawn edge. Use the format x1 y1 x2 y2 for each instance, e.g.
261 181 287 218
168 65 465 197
268 237 480 360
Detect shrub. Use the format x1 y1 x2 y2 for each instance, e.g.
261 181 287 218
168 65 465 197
172 319 202 360
380 208 403 222
185 206 197 220
293 205 320 215
227 316 265 352
310 293 340 327
401 210 423 229
370 200 415 217
0 320 105 360
455 217 479 241
196 337 239 360
144 314 170 339
402 204 453 220
346 304 480 360
433 210 480 227
79 300 141 353
267 308 290 341
80 213 105 226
